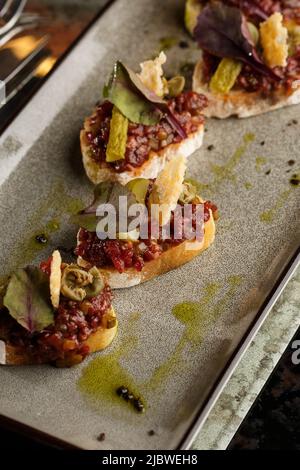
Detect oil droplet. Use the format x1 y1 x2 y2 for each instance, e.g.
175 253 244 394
244 181 253 190
260 189 292 223
255 156 267 172
46 219 60 232
78 314 145 415
289 173 300 186
78 338 144 412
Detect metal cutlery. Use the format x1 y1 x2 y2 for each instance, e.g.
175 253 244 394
0 0 27 36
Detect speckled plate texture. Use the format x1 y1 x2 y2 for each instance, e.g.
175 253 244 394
0 0 299 451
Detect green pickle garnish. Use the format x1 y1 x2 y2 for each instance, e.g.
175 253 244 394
106 106 129 162
209 58 243 94
209 22 259 94
185 0 202 35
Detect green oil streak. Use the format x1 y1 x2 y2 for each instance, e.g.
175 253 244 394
78 276 243 407
187 133 255 195
244 181 253 190
78 336 144 410
6 182 83 271
145 276 243 391
260 188 293 223
159 36 178 52
255 156 267 172
78 312 145 414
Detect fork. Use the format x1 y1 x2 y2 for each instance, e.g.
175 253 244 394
0 0 27 36
0 23 40 48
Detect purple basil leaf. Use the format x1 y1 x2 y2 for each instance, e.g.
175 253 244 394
194 3 281 80
3 266 54 333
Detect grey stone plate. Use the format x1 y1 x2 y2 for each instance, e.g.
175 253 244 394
0 0 299 450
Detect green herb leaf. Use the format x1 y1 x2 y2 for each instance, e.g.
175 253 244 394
104 61 187 138
70 182 114 231
103 61 161 125
3 267 54 333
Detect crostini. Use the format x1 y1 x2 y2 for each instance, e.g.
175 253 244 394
0 251 117 367
81 52 208 185
185 1 300 118
75 156 218 289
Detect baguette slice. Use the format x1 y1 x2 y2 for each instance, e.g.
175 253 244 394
0 307 117 367
193 58 300 119
77 211 215 289
80 114 204 186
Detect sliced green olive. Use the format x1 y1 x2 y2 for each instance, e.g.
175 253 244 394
167 76 185 97
61 265 104 302
61 265 92 302
209 58 243 94
126 178 150 204
106 106 128 162
84 267 105 299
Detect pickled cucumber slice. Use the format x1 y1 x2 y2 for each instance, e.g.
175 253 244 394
127 178 150 204
106 106 128 162
209 58 242 94
185 0 202 36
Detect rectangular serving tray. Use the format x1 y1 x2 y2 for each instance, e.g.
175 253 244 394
0 0 299 450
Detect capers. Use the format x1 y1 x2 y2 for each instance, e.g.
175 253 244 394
61 265 104 302
116 385 145 413
35 234 48 244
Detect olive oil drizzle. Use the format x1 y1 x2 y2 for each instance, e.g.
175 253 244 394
78 313 145 415
255 156 267 172
3 182 83 272
78 277 243 410
260 189 293 223
144 276 243 392
187 133 255 195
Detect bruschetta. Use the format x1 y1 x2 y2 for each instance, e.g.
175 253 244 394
75 156 218 288
0 251 117 367
81 53 208 185
185 1 300 118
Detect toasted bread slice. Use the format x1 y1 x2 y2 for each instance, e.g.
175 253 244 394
77 211 215 289
80 112 204 186
193 58 300 118
0 307 117 367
